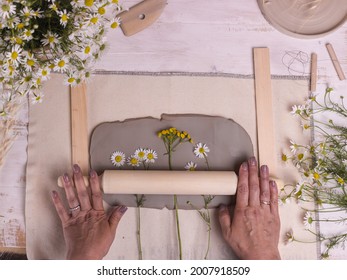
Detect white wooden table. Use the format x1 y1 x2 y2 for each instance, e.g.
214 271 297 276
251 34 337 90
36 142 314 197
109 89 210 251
1 0 346 257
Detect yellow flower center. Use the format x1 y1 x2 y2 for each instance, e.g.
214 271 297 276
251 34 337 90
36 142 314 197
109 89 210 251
90 17 98 24
115 155 122 162
25 30 32 36
297 153 304 160
189 167 195 171
27 59 35 66
16 37 23 44
313 172 320 180
17 23 24 29
2 4 10 12
85 0 94 7
61 14 68 22
147 153 154 160
281 154 287 162
49 63 55 69
98 7 105 15
111 21 119 29
199 148 205 153
11 51 18 60
138 151 145 158
130 158 138 165
68 77 75 83
36 78 41 85
84 46 91 54
42 69 48 76
48 36 55 43
58 60 65 68
112 0 118 3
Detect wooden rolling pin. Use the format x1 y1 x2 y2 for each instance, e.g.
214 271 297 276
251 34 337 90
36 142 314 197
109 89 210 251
58 170 238 195
57 170 283 195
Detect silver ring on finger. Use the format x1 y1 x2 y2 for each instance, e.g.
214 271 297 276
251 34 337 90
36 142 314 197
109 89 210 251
260 200 271 205
69 204 81 213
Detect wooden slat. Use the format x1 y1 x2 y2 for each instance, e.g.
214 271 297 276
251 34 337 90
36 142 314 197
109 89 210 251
70 82 89 174
310 53 317 92
326 43 346 80
253 47 277 176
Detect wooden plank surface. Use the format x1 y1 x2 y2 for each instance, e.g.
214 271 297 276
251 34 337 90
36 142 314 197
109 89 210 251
253 47 277 177
70 82 89 174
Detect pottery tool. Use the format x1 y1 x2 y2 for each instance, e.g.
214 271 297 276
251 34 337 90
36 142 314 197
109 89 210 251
310 53 318 92
253 47 277 177
70 82 89 174
59 170 238 195
118 0 167 36
326 43 346 80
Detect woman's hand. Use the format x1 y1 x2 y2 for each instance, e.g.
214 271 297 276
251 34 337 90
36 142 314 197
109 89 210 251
218 157 281 260
51 164 127 260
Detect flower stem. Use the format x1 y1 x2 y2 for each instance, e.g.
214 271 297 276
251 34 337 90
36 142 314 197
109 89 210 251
135 194 143 260
204 208 211 260
174 194 183 260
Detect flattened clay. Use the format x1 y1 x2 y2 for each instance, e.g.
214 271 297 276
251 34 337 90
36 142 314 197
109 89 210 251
90 114 253 209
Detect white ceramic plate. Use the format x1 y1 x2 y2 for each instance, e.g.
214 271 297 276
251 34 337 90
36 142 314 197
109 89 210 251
257 0 347 38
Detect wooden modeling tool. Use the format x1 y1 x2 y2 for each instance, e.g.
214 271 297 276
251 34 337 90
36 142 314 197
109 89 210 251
310 53 318 92
326 43 346 80
118 0 167 36
253 47 277 177
70 82 89 174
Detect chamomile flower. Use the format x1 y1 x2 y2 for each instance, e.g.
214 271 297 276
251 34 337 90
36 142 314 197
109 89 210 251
194 143 210 159
134 148 147 162
303 212 314 229
64 74 78 86
144 149 157 163
37 67 51 81
289 140 298 154
23 28 34 41
110 17 121 29
86 13 100 26
58 9 69 27
284 229 295 245
41 32 60 47
24 54 36 72
6 45 23 67
185 161 197 171
21 6 34 20
54 57 69 72
127 155 140 167
31 93 44 104
0 2 16 19
110 151 126 167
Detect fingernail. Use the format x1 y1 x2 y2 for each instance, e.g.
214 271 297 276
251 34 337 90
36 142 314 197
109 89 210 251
63 173 69 183
241 162 248 171
73 164 80 174
51 190 58 198
219 204 227 211
119 206 128 214
270 180 277 188
261 165 268 174
249 157 257 166
89 169 96 178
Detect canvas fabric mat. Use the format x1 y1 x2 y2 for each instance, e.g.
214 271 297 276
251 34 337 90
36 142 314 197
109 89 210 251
26 73 317 259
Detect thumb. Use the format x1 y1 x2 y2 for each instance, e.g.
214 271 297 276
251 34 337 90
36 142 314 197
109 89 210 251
109 205 127 234
218 204 232 240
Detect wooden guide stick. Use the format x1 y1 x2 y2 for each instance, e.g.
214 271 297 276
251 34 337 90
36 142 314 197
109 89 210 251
326 43 346 80
70 82 89 174
310 53 317 92
253 47 277 177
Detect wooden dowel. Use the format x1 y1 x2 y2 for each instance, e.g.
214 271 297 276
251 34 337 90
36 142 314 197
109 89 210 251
326 43 346 80
310 53 317 92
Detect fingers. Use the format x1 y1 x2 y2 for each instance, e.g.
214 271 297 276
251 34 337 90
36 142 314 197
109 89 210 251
73 164 92 211
90 170 104 211
61 173 80 217
260 165 271 210
248 157 260 206
218 205 232 239
109 206 128 235
51 191 70 223
235 162 249 208
270 180 279 216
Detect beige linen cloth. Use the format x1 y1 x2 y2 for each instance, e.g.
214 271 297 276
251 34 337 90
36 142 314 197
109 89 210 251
26 73 317 259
